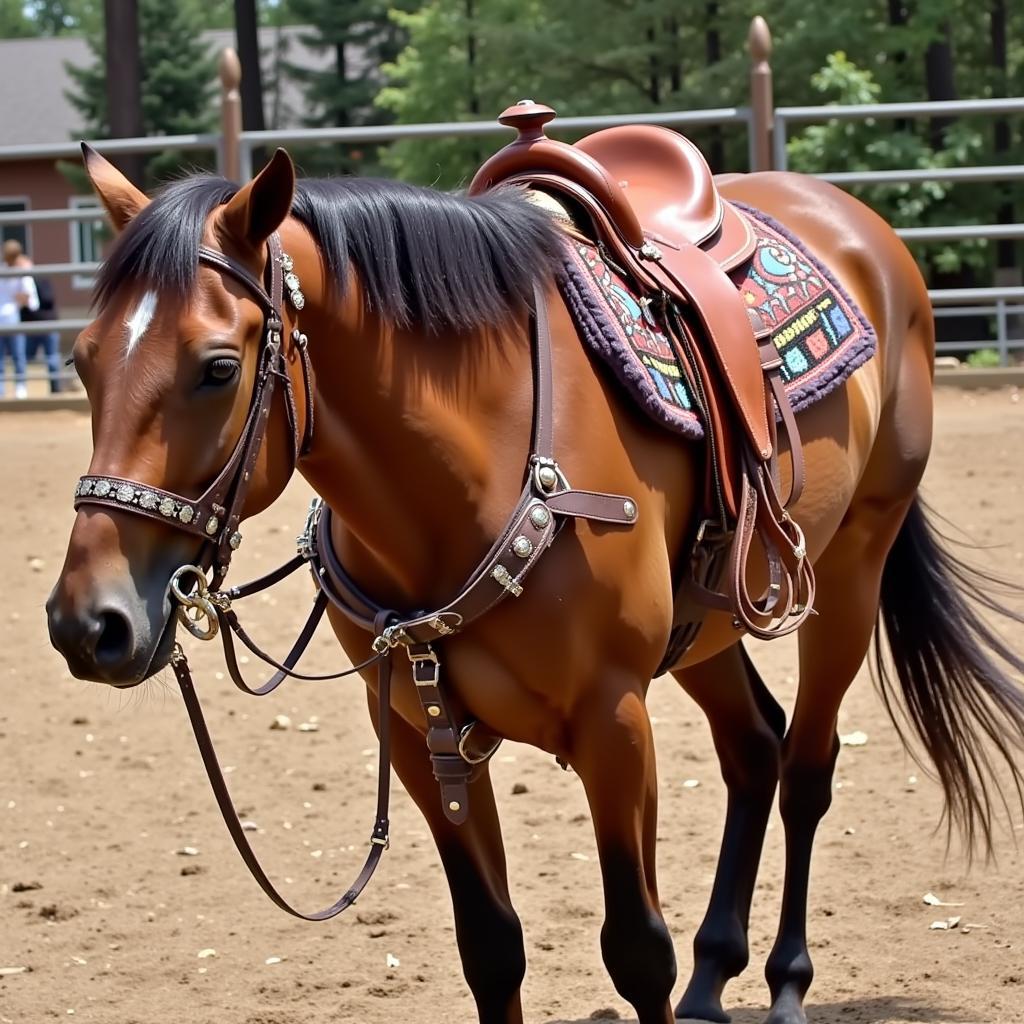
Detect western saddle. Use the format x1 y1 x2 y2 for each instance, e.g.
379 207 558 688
470 101 815 657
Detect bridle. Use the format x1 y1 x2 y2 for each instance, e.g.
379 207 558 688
71 230 640 920
74 235 313 597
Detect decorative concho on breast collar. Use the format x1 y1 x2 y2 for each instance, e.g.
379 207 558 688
72 235 315 601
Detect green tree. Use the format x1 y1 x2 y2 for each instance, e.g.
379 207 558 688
283 0 415 175
65 0 218 186
0 0 39 36
23 0 97 34
378 0 1022 286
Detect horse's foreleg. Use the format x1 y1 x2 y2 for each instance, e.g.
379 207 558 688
570 682 676 1024
672 643 784 1022
764 502 911 1024
367 689 525 1024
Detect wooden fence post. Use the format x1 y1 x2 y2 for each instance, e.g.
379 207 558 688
219 47 242 182
748 16 774 171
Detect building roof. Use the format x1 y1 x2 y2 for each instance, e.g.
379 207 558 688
0 26 334 147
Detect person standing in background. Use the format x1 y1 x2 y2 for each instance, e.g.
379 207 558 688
16 249 61 394
1 240 38 399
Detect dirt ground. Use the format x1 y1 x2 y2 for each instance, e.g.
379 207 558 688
1 387 1022 1024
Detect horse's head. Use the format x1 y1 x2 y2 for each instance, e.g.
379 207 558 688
47 146 309 686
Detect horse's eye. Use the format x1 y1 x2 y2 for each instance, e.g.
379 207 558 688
199 357 240 390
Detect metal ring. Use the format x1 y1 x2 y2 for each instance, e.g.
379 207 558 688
176 602 220 641
457 723 502 766
169 564 211 606
169 564 219 641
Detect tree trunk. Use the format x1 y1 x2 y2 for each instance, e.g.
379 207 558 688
647 24 660 105
667 15 680 94
335 42 349 126
887 0 910 131
234 0 266 133
704 0 723 172
924 21 958 149
990 0 1015 269
465 0 479 116
103 0 144 184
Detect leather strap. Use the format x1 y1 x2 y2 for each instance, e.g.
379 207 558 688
74 233 312 588
169 607 394 920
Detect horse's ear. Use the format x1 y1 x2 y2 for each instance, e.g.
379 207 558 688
219 148 296 251
80 142 149 233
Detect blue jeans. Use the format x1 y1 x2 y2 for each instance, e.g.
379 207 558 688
0 332 27 393
26 332 61 393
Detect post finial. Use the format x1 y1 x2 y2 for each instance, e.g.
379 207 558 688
748 16 772 63
219 47 242 91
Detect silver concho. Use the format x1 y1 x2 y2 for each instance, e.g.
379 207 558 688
280 253 294 272
94 479 111 498
512 535 533 559
289 289 305 311
116 484 135 504
537 466 558 490
78 479 93 496
229 531 242 550
205 516 220 536
139 490 158 510
178 506 195 524
528 505 550 529
622 500 637 520
284 272 300 292
159 497 176 517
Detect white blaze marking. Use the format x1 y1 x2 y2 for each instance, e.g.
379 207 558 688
125 290 158 355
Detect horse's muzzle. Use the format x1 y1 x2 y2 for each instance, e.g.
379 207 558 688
46 580 176 687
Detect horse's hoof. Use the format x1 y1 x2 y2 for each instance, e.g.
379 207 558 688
762 990 807 1024
675 1008 731 1024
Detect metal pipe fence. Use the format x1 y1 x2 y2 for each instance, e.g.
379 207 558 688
0 34 1021 371
236 107 753 182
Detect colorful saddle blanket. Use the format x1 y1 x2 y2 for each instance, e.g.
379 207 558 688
557 204 876 441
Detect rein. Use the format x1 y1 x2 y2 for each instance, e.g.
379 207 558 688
71 232 639 918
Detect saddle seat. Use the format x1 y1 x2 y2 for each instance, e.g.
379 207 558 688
468 102 755 275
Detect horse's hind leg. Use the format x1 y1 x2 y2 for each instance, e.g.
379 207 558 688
672 644 785 1023
367 690 526 1024
570 679 677 1024
764 497 915 1024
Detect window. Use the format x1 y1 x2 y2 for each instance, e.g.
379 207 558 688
69 196 105 290
0 197 29 252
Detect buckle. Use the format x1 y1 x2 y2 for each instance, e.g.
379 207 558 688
296 497 323 560
407 646 440 687
790 523 807 562
491 564 524 598
694 518 730 545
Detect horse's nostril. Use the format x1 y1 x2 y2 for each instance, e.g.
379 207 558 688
94 608 133 667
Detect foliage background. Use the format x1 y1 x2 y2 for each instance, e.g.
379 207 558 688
3 0 1021 286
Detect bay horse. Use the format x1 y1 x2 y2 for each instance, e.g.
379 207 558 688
46 140 1024 1024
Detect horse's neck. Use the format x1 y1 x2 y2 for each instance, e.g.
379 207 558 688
298 298 535 611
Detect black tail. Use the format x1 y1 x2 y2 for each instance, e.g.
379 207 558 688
874 495 1024 855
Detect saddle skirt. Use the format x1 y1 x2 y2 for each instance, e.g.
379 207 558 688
556 202 877 442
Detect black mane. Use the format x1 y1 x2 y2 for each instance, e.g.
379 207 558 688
94 173 563 334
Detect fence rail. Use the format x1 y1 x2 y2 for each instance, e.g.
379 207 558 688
0 18 1021 366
